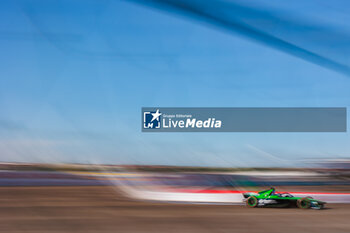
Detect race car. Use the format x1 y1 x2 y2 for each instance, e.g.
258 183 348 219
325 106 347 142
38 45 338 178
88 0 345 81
243 187 326 209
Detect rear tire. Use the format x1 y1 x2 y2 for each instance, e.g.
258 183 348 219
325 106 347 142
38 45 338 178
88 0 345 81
246 196 258 208
297 198 311 209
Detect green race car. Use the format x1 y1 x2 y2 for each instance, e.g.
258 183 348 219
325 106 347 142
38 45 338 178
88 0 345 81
243 187 326 209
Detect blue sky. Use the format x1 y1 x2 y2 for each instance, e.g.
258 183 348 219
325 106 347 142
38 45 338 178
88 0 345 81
0 0 350 166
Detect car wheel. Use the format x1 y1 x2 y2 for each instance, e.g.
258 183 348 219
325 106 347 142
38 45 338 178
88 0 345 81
297 198 311 209
246 196 258 208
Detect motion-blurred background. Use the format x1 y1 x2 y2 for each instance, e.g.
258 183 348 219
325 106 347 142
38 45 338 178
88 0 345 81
1 0 350 232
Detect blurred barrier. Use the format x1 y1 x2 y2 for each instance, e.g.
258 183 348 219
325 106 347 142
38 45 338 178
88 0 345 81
119 187 350 204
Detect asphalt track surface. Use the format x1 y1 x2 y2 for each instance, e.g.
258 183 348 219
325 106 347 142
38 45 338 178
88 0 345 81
1 186 350 233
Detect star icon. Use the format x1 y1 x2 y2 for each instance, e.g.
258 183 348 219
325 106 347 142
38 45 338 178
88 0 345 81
151 109 162 122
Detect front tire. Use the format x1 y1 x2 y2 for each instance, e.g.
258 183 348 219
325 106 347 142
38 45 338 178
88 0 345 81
246 196 258 208
297 198 311 209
